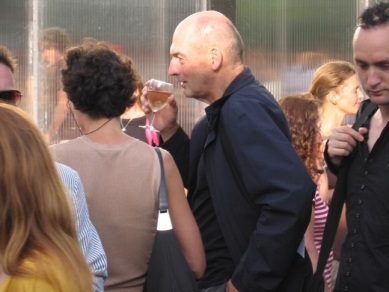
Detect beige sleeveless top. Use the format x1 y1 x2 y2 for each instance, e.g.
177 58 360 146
51 136 162 292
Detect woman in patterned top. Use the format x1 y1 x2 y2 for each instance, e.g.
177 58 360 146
279 94 333 292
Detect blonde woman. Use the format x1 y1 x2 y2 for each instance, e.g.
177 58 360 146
0 104 93 292
309 61 364 140
309 61 363 193
308 61 364 287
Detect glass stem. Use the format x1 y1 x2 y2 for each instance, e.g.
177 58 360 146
150 111 156 127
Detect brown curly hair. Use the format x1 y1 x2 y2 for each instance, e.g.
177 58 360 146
278 95 322 181
61 38 138 119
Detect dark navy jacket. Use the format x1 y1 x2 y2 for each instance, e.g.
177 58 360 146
162 67 315 291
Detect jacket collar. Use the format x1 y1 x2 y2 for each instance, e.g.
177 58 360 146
205 66 255 132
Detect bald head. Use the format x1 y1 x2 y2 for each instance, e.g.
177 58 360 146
169 11 245 103
175 11 244 66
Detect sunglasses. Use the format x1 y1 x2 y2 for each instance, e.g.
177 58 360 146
0 90 23 106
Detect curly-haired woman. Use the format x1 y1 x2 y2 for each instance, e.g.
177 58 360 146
279 95 332 292
50 39 205 291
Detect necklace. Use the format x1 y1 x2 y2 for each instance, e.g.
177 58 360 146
84 117 114 135
120 117 133 132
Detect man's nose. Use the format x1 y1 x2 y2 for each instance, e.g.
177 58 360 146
366 68 381 87
168 60 178 76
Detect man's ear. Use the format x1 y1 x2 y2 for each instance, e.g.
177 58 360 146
211 47 222 71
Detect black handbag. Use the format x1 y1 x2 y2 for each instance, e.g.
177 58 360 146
143 147 199 292
309 101 378 291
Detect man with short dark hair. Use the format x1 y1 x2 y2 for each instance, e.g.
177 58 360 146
326 2 389 291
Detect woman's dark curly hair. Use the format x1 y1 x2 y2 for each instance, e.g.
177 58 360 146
278 95 322 181
61 38 138 119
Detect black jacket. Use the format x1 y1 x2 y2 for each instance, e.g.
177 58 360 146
162 67 315 291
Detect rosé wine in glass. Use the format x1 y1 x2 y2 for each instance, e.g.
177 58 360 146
139 79 173 132
148 90 171 112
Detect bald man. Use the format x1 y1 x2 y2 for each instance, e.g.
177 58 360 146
142 11 315 292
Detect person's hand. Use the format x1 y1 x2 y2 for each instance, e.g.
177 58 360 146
226 280 238 292
327 126 367 166
141 80 179 142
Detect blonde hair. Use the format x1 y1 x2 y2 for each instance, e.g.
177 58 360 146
309 61 356 106
0 104 92 291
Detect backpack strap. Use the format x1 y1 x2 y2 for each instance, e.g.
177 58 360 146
315 100 378 277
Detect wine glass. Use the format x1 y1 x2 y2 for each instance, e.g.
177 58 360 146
139 79 173 132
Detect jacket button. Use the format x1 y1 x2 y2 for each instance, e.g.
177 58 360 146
356 213 360 218
358 199 363 205
353 228 357 234
360 185 365 190
346 271 350 276
350 243 355 248
348 258 353 263
344 286 349 291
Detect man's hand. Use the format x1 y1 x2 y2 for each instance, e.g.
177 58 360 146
327 126 367 166
141 80 179 142
226 280 238 292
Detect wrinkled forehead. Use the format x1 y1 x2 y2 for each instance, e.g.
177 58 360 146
171 22 199 54
173 18 197 41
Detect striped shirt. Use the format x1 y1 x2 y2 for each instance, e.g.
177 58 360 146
56 163 108 292
314 190 333 289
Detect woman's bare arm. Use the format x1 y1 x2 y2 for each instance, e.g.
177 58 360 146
163 151 206 279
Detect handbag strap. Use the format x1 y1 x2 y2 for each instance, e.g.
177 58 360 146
316 101 377 276
155 147 168 212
